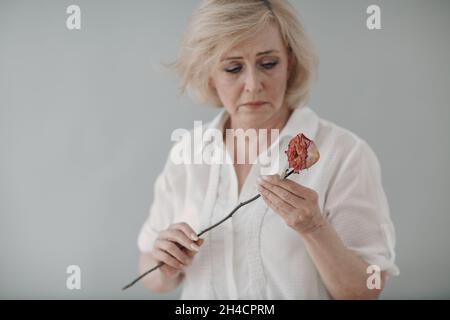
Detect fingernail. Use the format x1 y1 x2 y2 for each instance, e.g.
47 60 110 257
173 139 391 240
190 243 200 252
262 175 270 181
190 233 199 241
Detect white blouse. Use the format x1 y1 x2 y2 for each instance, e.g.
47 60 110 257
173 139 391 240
137 105 399 299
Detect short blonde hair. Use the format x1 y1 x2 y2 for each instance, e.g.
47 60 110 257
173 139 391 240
169 0 319 109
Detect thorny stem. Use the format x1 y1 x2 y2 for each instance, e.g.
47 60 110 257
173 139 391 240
122 168 295 290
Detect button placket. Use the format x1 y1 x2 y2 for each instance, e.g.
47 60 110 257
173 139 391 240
221 161 239 299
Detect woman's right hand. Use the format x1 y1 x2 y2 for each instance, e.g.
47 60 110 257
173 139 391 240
151 222 204 279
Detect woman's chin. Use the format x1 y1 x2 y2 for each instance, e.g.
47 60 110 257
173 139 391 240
234 111 274 129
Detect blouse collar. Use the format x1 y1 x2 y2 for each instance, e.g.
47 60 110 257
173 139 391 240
205 104 320 143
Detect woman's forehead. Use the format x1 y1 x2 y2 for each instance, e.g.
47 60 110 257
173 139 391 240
220 26 285 60
220 49 281 62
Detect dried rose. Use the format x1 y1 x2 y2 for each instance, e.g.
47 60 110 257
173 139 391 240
285 133 320 173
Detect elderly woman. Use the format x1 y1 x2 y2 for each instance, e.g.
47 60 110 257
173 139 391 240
136 0 399 299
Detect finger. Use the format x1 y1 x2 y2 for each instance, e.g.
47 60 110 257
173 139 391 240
257 182 295 216
261 191 320 231
185 238 204 258
172 222 199 242
159 228 199 252
261 175 317 202
159 263 181 278
258 177 304 208
260 193 290 221
260 192 307 229
281 179 318 203
152 248 185 269
156 239 192 265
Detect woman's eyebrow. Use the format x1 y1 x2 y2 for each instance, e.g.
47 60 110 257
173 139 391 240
220 50 279 61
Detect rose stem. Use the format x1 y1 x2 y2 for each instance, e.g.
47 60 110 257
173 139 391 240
122 168 295 290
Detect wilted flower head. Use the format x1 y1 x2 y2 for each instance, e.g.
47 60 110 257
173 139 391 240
285 133 320 173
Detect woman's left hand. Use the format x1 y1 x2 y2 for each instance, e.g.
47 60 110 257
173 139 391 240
257 174 325 235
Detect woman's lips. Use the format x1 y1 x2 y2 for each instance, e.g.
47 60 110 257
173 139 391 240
242 102 267 109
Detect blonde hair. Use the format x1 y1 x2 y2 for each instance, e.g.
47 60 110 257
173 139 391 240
168 0 319 109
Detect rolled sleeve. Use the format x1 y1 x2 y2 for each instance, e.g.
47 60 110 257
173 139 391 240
324 139 400 276
137 169 174 253
137 146 185 253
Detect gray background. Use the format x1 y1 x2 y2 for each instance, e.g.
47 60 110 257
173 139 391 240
0 0 449 299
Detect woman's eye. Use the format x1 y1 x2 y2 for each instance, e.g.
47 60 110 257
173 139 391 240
262 61 278 69
225 66 242 74
224 61 278 74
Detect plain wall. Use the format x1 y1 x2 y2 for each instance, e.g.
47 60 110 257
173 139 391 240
0 0 449 299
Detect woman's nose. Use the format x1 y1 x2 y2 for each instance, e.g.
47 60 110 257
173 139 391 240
244 68 263 93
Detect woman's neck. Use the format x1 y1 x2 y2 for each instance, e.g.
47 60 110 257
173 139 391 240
223 105 293 162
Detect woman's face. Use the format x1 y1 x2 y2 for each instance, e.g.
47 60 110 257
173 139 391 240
209 23 293 128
